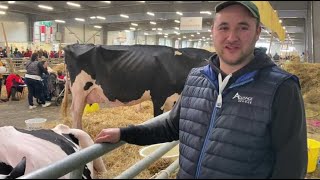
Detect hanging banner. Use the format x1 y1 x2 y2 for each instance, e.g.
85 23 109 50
50 27 54 42
40 25 46 42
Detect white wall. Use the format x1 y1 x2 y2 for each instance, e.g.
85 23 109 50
0 12 28 45
64 24 102 44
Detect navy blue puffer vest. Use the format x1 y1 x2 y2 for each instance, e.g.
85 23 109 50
177 64 299 179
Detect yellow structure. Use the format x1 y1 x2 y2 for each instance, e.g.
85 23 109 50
84 103 100 114
307 138 320 173
252 1 286 42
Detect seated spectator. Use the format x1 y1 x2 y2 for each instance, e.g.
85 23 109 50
49 51 55 58
57 70 65 81
5 73 25 101
0 47 7 58
57 70 65 94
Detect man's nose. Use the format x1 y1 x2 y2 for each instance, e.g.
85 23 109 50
227 30 239 42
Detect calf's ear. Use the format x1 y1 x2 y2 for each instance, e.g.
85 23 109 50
6 157 26 179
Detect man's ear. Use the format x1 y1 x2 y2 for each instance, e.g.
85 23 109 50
256 25 262 41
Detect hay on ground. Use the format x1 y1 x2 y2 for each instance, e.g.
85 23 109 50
45 101 177 179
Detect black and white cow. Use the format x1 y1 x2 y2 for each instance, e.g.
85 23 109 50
62 44 213 129
0 124 106 179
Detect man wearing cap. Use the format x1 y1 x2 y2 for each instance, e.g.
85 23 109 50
95 1 307 178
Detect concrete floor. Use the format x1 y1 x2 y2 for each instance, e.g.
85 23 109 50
0 94 64 129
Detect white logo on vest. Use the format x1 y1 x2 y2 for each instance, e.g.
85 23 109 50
232 92 253 104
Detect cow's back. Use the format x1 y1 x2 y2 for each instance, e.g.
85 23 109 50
0 126 73 178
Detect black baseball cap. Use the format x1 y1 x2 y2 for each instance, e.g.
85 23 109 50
215 1 260 22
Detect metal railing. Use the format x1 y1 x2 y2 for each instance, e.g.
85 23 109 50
18 111 180 179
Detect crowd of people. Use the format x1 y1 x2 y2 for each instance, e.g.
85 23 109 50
0 51 66 107
0 46 64 59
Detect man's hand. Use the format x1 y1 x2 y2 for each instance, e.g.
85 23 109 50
95 128 121 143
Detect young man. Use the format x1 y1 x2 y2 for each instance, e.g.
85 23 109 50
95 2 307 178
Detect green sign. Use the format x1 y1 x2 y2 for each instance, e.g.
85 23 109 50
40 21 52 27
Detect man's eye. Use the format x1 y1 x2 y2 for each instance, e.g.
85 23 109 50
241 27 249 30
219 27 228 30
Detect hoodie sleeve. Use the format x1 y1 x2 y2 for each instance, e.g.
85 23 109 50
270 78 307 179
119 98 181 145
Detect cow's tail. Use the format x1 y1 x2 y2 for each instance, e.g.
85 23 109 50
61 65 69 119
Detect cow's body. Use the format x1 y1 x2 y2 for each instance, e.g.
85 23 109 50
63 44 212 129
0 124 106 179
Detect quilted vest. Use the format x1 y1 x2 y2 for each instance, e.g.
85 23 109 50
177 64 298 179
26 61 40 76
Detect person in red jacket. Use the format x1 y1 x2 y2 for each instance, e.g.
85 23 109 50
5 73 25 101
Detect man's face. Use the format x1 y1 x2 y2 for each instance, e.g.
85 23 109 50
212 4 261 66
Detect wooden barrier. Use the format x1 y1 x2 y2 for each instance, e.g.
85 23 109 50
0 58 64 76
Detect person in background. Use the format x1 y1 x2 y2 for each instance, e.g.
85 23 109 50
25 53 51 109
5 73 25 101
0 60 5 99
40 60 52 101
57 70 65 94
0 47 7 58
94 1 307 179
273 52 280 61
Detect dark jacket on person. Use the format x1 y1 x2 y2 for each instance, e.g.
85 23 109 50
120 48 307 179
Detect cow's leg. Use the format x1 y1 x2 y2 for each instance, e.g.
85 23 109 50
70 93 86 129
151 96 167 117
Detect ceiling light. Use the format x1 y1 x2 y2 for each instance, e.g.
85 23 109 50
102 1 111 3
150 21 156 25
157 28 162 31
131 23 138 26
164 35 168 38
197 32 200 35
208 29 211 32
147 12 155 16
176 12 183 16
90 16 96 19
0 11 6 15
178 38 181 40
202 36 205 39
144 32 149 35
38 5 53 10
96 16 106 20
174 27 179 30
191 34 194 37
200 11 212 15
139 1 145 3
8 1 15 4
279 20 282 23
152 28 157 31
75 18 85 22
55 20 65 23
0 5 8 9
120 14 129 18
67 2 81 7
94 25 102 29
183 36 186 38
174 20 180 23
125 30 130 32
158 32 163 35
283 26 286 30
164 33 168 36
130 27 136 30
